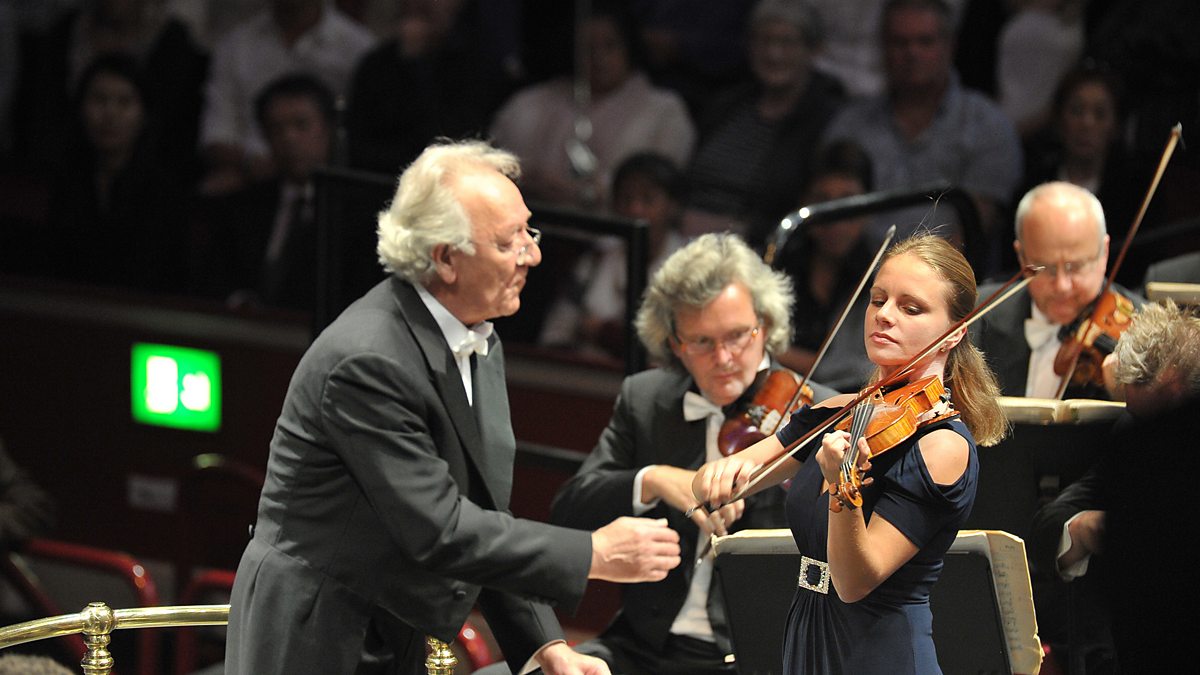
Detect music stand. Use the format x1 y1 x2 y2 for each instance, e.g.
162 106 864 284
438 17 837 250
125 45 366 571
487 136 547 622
713 530 1024 675
1145 281 1200 305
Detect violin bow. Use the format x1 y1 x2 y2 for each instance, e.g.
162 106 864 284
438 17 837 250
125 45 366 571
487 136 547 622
1053 123 1184 399
690 265 1040 563
790 225 898 408
720 263 1042 507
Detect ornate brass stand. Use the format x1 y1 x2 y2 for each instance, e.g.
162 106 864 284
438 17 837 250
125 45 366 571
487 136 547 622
425 635 459 674
0 601 463 675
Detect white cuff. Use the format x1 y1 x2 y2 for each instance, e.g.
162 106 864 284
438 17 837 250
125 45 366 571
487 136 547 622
520 639 567 674
633 465 660 515
1056 513 1091 581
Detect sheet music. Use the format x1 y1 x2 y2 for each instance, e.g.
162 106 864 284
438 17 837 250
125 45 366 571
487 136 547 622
950 530 1043 675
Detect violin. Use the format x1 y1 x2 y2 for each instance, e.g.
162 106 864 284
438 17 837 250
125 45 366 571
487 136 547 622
829 375 958 512
1052 290 1135 391
1052 123 1183 398
713 228 906 459
717 369 813 457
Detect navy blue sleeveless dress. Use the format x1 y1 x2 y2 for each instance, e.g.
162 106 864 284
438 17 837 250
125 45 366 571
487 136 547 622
781 417 978 674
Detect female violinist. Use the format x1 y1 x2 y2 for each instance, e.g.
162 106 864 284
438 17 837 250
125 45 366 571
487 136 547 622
692 235 1007 674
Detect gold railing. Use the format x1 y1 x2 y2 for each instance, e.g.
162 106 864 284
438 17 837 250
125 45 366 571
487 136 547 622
0 602 460 674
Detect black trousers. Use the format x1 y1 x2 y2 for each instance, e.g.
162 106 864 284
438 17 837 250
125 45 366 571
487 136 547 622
356 608 427 675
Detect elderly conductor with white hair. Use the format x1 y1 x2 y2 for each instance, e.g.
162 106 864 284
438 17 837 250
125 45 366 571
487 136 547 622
225 140 681 675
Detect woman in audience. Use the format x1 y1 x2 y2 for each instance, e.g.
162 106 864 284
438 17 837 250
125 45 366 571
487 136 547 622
489 0 694 210
46 53 188 293
1018 63 1142 242
682 0 844 248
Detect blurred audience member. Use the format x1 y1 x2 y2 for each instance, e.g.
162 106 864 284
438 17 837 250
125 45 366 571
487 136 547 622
195 73 335 312
539 152 689 361
629 0 756 115
46 53 189 293
164 0 262 49
996 0 1084 141
198 0 374 195
775 140 874 392
683 0 844 247
489 0 695 210
345 0 512 174
822 0 1022 266
13 0 207 178
1086 0 1200 165
1017 64 1144 247
807 0 888 99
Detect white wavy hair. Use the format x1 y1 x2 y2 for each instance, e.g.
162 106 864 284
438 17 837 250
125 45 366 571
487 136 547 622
376 140 521 283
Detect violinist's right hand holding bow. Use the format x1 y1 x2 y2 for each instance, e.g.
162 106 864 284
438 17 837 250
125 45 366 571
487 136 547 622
690 450 768 512
645 465 745 536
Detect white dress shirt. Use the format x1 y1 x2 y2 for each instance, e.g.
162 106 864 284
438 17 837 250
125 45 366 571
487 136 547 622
1024 303 1065 399
415 285 491 406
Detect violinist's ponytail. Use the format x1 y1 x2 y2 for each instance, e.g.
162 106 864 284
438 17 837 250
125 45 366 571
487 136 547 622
883 235 1008 446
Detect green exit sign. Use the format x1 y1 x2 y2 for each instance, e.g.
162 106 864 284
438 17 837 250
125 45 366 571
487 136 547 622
131 343 222 431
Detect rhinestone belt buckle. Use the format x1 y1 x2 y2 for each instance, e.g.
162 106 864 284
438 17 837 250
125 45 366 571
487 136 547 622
797 555 830 594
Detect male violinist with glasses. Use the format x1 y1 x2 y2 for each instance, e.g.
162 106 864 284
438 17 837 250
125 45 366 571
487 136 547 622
970 181 1144 400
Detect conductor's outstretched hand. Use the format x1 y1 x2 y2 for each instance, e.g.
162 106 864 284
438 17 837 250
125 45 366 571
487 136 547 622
589 517 681 583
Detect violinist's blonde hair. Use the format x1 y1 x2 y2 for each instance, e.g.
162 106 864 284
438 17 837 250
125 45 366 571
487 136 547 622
879 235 1007 446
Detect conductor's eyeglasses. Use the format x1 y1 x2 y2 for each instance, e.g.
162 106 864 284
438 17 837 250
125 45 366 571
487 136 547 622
493 227 541 263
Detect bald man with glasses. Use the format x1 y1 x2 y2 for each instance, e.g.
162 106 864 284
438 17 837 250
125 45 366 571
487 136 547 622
970 181 1144 400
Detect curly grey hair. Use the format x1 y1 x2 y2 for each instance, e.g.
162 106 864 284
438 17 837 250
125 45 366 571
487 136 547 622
1114 300 1200 394
376 139 521 283
635 233 793 367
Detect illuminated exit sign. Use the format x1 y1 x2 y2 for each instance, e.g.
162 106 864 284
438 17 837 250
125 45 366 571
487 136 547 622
131 343 222 431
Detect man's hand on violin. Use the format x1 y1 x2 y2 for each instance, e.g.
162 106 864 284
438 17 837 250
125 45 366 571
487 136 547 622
690 456 760 511
1101 352 1123 400
817 431 873 487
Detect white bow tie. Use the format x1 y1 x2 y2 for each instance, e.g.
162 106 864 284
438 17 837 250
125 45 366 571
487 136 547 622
453 324 493 358
683 391 724 422
1024 314 1060 351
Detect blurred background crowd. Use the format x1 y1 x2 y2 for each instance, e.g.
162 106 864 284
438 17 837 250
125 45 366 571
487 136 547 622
1 0 1198 358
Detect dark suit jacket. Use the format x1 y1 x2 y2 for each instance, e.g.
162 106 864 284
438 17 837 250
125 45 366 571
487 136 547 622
549 366 836 657
970 283 1143 399
197 179 318 311
226 277 592 674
